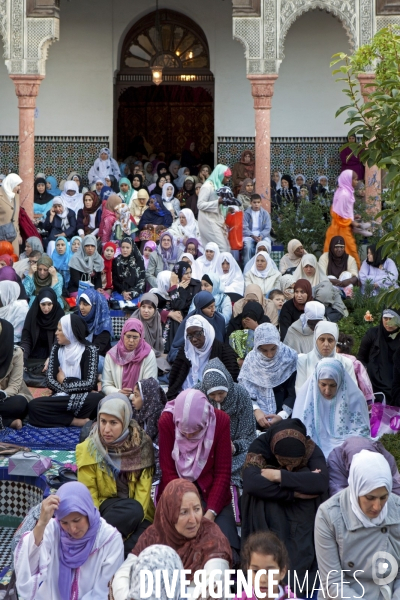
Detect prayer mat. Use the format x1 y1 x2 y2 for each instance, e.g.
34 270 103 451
0 425 80 451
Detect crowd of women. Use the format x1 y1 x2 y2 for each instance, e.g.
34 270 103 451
0 146 399 600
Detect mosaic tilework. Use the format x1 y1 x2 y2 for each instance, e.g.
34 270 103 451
0 136 109 185
217 136 346 185
0 528 16 570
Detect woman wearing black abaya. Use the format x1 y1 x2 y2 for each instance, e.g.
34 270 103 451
358 309 400 405
241 419 329 594
227 300 270 338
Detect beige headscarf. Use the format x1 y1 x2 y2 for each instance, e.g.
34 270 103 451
233 284 278 326
279 239 304 273
292 253 330 287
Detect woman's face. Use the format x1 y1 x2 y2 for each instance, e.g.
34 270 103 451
352 171 358 188
96 181 103 192
316 334 336 356
179 214 187 226
205 250 215 261
84 195 93 209
294 287 308 305
99 412 123 443
348 135 356 143
256 255 267 271
123 330 141 352
294 245 305 258
132 385 143 410
333 244 345 258
281 179 289 189
320 177 328 188
258 344 278 359
367 248 374 262
133 177 141 189
37 183 46 194
55 322 70 346
245 182 254 194
383 316 399 333
105 177 112 187
300 188 308 199
161 235 172 250
221 260 230 274
189 142 195 152
318 378 338 400
140 301 155 320
38 264 49 280
79 300 91 317
166 186 173 198
202 302 215 318
272 171 280 183
175 491 202 539
65 190 75 197
121 242 131 257
40 301 53 315
195 185 202 196
201 280 213 293
25 243 32 256
56 240 66 255
59 512 89 540
100 152 108 160
248 552 285 599
46 181 52 190
158 176 166 188
186 326 205 349
120 183 130 193
84 244 96 257
201 166 210 178
146 163 154 174
303 264 315 277
296 176 304 187
181 267 192 283
143 247 153 258
103 246 115 260
208 390 227 404
72 239 81 252
187 243 196 256
358 486 389 519
54 203 64 214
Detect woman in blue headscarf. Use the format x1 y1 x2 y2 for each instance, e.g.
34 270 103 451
51 235 72 287
46 175 61 197
77 288 113 373
138 194 173 231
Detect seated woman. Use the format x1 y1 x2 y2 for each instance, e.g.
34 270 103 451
111 237 145 305
132 377 167 482
233 284 278 326
23 255 64 308
33 176 54 223
216 252 244 301
318 235 359 296
171 260 201 314
358 309 400 405
239 323 297 430
359 243 399 295
312 280 349 322
279 239 306 275
51 235 72 291
194 242 221 278
0 281 29 343
20 288 64 367
76 190 102 238
68 234 104 296
130 292 167 371
0 319 31 430
315 450 400 599
244 251 282 296
42 197 77 252
198 273 232 325
241 419 329 594
112 479 232 600
0 265 29 301
138 194 173 236
19 236 44 261
236 177 254 211
243 239 279 275
293 358 370 458
167 315 239 400
280 273 296 301
98 194 119 244
296 321 356 392
161 182 181 219
70 235 81 253
327 437 400 497
28 314 103 428
145 231 180 289
283 300 325 354
169 208 202 254
14 481 124 600
195 357 257 487
102 318 157 398
78 288 113 371
228 301 271 366
159 390 240 558
129 188 149 227
76 393 155 555
118 176 135 205
336 332 374 403
184 237 203 260
292 253 330 287
279 278 312 341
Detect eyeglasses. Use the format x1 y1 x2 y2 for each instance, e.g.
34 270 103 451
28 259 39 265
187 330 204 340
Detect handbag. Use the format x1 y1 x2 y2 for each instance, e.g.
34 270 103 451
23 362 47 388
8 451 52 476
0 197 17 242
370 394 400 438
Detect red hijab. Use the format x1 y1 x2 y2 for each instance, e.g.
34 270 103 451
293 279 312 311
102 241 117 289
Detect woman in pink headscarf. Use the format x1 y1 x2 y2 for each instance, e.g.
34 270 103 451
158 388 241 559
323 169 360 268
102 318 157 397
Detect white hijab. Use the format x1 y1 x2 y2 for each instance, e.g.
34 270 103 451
183 315 215 389
0 281 28 341
150 270 172 300
244 240 278 274
178 208 198 238
60 180 83 215
216 252 244 295
300 300 325 329
292 253 330 287
1 174 22 202
57 314 85 379
52 196 70 229
349 450 392 527
250 251 276 279
195 242 220 277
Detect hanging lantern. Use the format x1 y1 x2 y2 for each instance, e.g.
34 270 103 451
151 65 163 85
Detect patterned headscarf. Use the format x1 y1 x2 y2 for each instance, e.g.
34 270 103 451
129 546 183 600
77 287 113 337
133 377 167 441
108 318 152 389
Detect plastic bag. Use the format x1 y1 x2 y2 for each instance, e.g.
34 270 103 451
370 394 400 438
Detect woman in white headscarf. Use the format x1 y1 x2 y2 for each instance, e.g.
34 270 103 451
161 182 180 220
60 180 84 216
216 251 244 298
292 253 330 287
243 239 279 274
194 242 220 278
88 147 121 185
0 281 29 343
244 251 282 296
169 208 203 254
0 173 23 256
315 450 400 599
283 300 326 354
295 320 356 392
293 358 370 457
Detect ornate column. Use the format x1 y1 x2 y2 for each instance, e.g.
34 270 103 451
10 75 44 218
358 73 381 215
247 74 278 212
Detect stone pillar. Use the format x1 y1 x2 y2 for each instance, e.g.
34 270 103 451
247 74 278 212
10 75 44 218
358 73 381 215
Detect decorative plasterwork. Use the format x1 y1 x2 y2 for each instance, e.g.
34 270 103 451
232 0 261 17
0 0 59 75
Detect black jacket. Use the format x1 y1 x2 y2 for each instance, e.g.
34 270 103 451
43 209 77 242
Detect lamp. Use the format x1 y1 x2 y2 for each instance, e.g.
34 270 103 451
151 65 163 85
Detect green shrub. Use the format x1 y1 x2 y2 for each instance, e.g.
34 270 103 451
380 433 400 470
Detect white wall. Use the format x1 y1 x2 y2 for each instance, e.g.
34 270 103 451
271 10 351 136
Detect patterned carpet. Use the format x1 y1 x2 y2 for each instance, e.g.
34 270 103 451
0 424 81 450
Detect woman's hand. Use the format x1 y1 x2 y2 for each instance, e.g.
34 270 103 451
119 388 133 397
34 495 60 546
203 510 216 522
261 469 281 483
242 316 259 331
42 358 49 372
57 367 65 384
122 291 132 301
231 442 236 455
254 409 271 429
178 280 190 289
169 310 183 323
264 414 282 426
29 263 37 276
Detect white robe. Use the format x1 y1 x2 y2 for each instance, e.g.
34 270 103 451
197 183 230 252
102 350 158 396
15 518 124 600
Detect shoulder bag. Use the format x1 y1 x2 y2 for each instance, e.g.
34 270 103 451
0 196 17 242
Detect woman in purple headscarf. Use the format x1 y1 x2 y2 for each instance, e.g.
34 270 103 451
14 481 124 600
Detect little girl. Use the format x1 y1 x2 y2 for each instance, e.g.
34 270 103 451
113 202 137 240
102 241 117 296
236 532 301 600
143 240 157 269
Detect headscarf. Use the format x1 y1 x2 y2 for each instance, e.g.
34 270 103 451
131 293 163 357
216 252 244 295
238 323 297 414
300 300 326 329
164 389 216 481
177 208 198 238
78 288 113 337
151 270 173 301
293 279 313 311
153 175 167 196
143 240 156 268
280 274 296 299
129 545 183 600
52 236 72 272
228 300 270 333
105 193 122 213
318 175 329 191
239 177 254 199
57 315 90 380
113 237 144 292
108 318 152 389
22 287 64 351
52 196 71 229
292 358 371 458
133 377 167 441
173 260 192 282
70 236 81 252
46 175 61 196
131 174 147 192
117 177 134 204
292 253 330 286
0 254 13 267
32 255 54 292
366 244 386 268
332 169 355 220
0 281 28 340
132 479 232 572
201 273 226 313
144 162 154 185
313 280 348 317
294 174 306 190
327 236 349 278
101 241 117 289
68 234 104 274
99 185 113 201
250 251 276 279
54 482 101 600
313 320 339 360
0 319 14 379
34 177 53 206
174 167 189 189
148 193 167 217
233 284 275 320
24 236 44 254
161 182 177 206
88 393 154 477
81 191 101 234
1 174 22 201
183 315 216 388
60 180 84 214
0 266 19 283
92 147 120 182
195 242 220 276
280 239 304 271
156 231 180 271
243 239 278 275
206 164 231 190
184 238 202 259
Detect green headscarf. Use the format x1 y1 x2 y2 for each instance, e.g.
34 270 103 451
33 254 54 291
206 164 231 190
118 177 134 204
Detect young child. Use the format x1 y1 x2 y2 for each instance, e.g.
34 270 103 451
102 241 117 296
243 194 272 264
269 289 285 314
